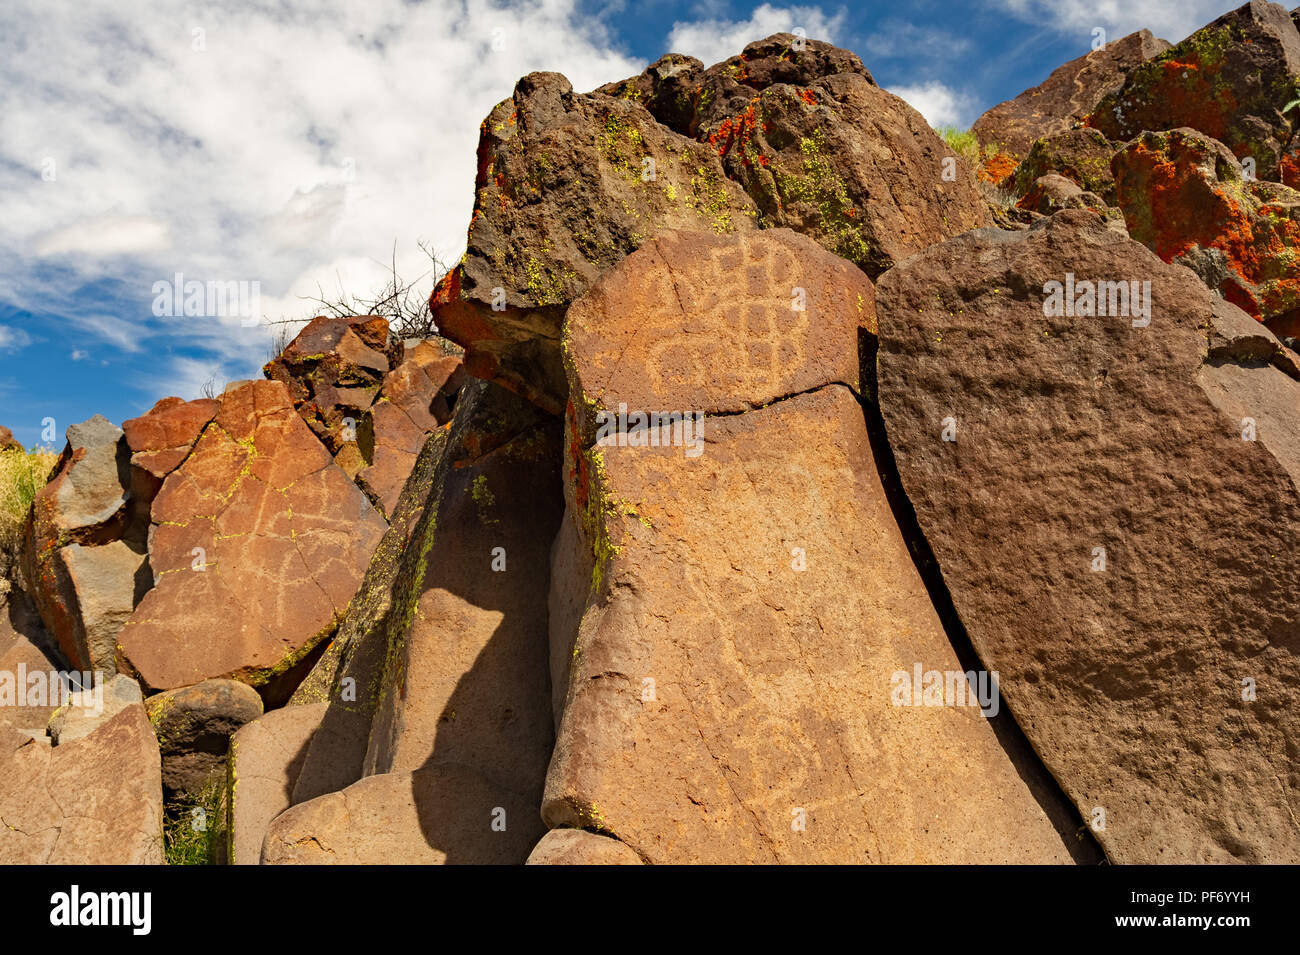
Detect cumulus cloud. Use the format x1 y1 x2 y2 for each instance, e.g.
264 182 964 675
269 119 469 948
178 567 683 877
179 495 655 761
991 0 1238 43
665 3 848 66
887 81 976 128
0 0 641 398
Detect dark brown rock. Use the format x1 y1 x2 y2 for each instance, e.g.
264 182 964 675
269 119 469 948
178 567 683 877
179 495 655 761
145 678 264 795
973 30 1170 159
1013 127 1120 202
877 208 1300 863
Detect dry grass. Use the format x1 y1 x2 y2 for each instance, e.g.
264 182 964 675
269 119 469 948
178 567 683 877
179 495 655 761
0 448 57 555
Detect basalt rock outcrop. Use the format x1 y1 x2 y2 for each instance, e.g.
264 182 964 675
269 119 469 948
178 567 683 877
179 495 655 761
877 209 1300 863
430 33 989 413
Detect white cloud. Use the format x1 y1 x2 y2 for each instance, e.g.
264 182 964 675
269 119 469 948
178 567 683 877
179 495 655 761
887 81 976 128
0 326 33 352
666 3 848 66
0 0 641 392
991 0 1239 44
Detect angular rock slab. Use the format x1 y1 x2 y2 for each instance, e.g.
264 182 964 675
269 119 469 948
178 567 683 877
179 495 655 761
0 704 162 863
547 229 1081 864
972 30 1169 159
228 701 326 865
877 209 1300 863
118 380 387 693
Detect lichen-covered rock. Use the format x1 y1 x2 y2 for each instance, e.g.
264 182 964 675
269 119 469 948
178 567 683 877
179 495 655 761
545 228 1087 864
429 70 759 412
1089 1 1300 182
0 704 162 863
1013 127 1120 202
117 380 387 695
1113 127 1300 323
1017 173 1107 215
876 208 1300 863
227 701 326 865
973 30 1170 159
145 678 264 795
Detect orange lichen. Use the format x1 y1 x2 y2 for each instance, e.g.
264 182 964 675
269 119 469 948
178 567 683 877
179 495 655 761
978 151 1018 185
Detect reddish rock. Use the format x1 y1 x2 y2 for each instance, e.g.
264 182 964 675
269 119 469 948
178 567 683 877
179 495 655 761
546 229 1085 863
117 380 386 695
1017 173 1107 215
876 208 1300 863
0 427 21 453
0 704 162 863
122 396 219 500
1113 127 1300 321
1089 1 1300 182
356 343 467 518
973 30 1169 159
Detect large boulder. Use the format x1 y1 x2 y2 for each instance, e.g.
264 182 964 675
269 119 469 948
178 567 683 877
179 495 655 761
121 396 219 504
117 380 387 696
526 828 643 865
1089 1 1300 182
543 228 1086 863
876 209 1300 863
227 701 326 865
21 415 146 673
1112 127 1300 324
973 30 1170 159
1013 127 1121 203
0 704 162 863
145 678 264 796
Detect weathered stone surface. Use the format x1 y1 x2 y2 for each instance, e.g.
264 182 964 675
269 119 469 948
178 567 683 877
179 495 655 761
547 229 1084 864
1113 127 1300 322
356 343 466 519
263 763 544 864
0 427 21 453
47 674 142 745
264 316 396 452
973 30 1170 159
122 396 219 501
146 678 264 795
429 70 759 412
1017 173 1106 215
0 704 162 863
1013 127 1120 202
227 701 325 865
118 379 387 694
526 828 643 865
1089 1 1300 182
0 592 67 737
21 415 142 674
876 208 1300 863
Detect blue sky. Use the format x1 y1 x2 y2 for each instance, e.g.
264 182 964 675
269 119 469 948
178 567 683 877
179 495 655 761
0 0 1244 448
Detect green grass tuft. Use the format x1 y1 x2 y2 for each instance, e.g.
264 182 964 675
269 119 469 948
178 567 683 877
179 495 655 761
0 448 57 556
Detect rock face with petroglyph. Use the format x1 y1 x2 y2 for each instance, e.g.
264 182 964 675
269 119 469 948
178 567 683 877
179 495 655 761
876 209 1300 863
543 227 1084 863
117 379 387 696
431 34 989 413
